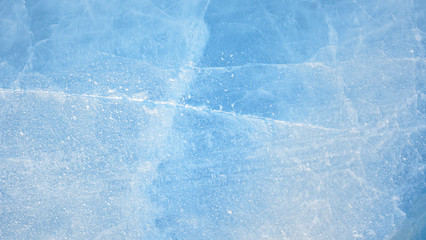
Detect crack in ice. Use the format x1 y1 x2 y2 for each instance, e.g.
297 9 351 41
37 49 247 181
0 88 341 131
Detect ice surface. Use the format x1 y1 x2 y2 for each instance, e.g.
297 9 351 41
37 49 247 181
0 0 425 239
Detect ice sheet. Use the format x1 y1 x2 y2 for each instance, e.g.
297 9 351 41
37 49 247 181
0 0 425 239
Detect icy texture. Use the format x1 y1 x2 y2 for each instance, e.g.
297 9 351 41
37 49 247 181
0 0 425 239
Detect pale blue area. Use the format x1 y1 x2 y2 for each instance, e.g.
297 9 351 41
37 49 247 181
0 0 425 239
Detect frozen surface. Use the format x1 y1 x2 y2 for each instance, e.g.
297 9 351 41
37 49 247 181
0 0 425 239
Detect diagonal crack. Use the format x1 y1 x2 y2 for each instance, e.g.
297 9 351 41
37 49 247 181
0 88 343 131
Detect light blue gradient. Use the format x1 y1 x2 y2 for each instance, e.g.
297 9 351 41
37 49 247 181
0 0 425 239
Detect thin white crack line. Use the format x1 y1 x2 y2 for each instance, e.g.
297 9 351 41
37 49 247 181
0 88 342 131
192 57 425 71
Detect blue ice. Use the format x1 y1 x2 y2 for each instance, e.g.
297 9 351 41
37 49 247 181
0 0 425 239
